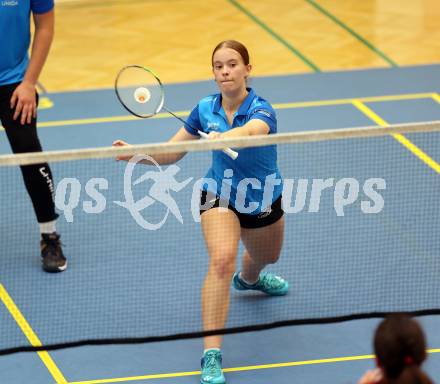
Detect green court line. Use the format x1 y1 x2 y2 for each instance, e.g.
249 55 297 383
227 0 320 72
305 0 398 67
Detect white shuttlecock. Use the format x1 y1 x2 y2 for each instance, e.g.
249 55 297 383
134 87 151 103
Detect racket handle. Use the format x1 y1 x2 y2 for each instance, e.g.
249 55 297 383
198 131 238 160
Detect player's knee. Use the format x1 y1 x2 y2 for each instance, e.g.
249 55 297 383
210 249 236 279
10 136 42 154
6 126 42 154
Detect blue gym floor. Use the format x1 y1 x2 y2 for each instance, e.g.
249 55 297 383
0 65 439 383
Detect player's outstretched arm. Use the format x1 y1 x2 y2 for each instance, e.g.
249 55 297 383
218 119 270 139
113 127 199 164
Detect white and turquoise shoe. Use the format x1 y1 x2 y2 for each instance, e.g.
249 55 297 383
200 349 226 384
232 271 289 296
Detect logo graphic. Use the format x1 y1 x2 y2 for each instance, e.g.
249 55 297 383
54 165 386 227
254 109 272 118
257 209 272 219
39 166 55 203
207 122 220 131
1 1 18 6
114 154 193 230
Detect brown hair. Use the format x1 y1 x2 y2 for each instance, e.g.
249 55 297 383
211 40 250 66
374 314 434 384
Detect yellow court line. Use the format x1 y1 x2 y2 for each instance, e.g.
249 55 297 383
0 92 435 131
37 110 188 128
39 96 54 110
432 93 440 104
272 92 435 110
66 349 440 384
66 354 375 384
352 100 440 174
0 111 181 131
0 284 68 384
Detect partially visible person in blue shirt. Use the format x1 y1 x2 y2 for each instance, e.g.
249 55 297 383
113 40 288 384
0 0 67 272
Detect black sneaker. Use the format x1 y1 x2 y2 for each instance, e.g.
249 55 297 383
40 233 67 273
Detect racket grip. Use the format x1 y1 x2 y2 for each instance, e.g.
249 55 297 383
198 131 238 160
223 147 239 160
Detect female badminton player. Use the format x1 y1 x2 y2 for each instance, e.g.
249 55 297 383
113 40 288 384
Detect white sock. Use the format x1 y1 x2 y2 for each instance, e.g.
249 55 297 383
239 272 259 286
39 220 56 237
204 348 220 355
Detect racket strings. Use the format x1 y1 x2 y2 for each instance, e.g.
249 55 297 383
115 66 164 118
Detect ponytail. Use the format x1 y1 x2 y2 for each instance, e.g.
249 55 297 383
385 364 434 384
374 314 434 384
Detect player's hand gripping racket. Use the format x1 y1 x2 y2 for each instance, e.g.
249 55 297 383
114 65 238 160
